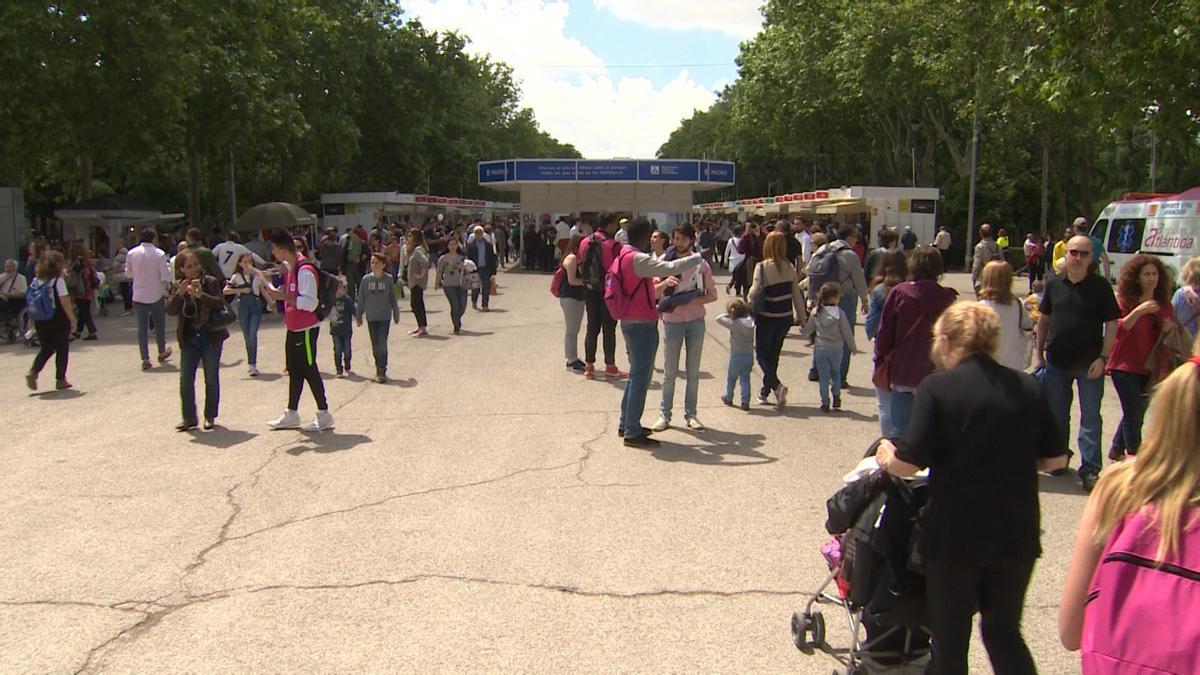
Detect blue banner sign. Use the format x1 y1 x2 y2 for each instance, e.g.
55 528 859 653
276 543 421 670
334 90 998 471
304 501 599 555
514 160 577 181
478 161 508 183
577 160 637 181
702 161 735 183
638 160 700 182
479 159 735 184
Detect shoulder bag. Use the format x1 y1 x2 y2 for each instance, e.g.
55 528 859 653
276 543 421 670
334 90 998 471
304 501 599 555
872 313 926 392
748 263 766 314
1143 316 1192 385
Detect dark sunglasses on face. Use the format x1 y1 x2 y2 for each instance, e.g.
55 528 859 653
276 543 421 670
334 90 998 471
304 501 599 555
1067 249 1092 257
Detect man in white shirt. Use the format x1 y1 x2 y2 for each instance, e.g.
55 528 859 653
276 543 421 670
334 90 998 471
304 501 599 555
555 217 572 256
1 258 28 322
795 217 814 264
124 228 174 369
212 232 266 279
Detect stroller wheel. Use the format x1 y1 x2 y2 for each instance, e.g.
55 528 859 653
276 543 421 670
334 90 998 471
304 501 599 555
810 611 826 647
790 612 808 650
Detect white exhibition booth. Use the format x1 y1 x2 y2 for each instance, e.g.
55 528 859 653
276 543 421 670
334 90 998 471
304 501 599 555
320 192 521 232
478 158 736 229
55 196 182 257
696 185 941 246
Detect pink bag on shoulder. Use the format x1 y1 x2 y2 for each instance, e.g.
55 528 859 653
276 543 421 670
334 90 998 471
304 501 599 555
1082 507 1200 674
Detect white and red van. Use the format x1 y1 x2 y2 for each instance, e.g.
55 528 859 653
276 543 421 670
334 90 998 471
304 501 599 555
1090 187 1200 282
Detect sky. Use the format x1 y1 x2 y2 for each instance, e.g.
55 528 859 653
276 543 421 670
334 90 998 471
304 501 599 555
401 0 764 159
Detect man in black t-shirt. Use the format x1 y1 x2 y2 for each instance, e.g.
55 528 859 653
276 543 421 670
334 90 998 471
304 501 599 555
1035 235 1119 492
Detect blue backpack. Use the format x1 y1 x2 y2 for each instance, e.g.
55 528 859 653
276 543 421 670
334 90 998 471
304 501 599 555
26 278 57 321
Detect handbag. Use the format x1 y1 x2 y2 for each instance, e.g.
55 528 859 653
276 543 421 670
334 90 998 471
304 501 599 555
1017 302 1034 370
1143 317 1192 384
748 263 766 314
872 315 926 392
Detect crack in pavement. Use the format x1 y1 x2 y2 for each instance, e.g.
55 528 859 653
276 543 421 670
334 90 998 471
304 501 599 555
72 413 647 671
70 571 807 672
0 599 151 614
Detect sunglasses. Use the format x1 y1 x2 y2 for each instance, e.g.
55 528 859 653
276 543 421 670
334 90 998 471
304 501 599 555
1066 249 1092 257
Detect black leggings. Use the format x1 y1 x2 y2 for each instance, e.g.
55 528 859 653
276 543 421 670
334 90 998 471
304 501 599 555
583 288 617 366
75 299 96 336
924 557 1037 675
754 314 792 395
286 327 328 412
410 286 427 328
33 317 70 381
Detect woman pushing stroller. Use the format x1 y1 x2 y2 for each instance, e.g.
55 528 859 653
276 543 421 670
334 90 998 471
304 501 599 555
875 301 1068 674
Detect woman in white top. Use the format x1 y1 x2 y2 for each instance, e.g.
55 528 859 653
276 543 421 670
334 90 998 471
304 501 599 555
977 261 1034 371
25 250 78 390
223 253 268 376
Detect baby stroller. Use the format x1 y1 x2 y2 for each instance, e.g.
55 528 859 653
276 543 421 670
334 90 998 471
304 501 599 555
791 440 931 674
1 299 23 344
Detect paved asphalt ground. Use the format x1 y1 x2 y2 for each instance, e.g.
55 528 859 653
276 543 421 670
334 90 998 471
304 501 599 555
0 265 1108 673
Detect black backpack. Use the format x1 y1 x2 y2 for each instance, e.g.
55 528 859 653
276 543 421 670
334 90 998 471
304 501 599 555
581 233 606 290
299 261 339 320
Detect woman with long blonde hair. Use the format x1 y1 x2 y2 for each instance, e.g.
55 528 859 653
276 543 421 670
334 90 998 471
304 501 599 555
1059 353 1200 673
747 230 804 409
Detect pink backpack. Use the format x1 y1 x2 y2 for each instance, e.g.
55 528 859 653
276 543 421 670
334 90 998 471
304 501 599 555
603 248 647 320
1082 507 1200 674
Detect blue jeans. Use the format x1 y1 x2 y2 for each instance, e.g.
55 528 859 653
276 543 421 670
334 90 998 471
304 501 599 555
134 299 167 362
444 286 467 330
180 340 222 422
471 269 493 308
1110 370 1149 455
331 331 351 372
619 320 660 438
236 296 262 366
875 387 893 437
838 293 859 381
367 320 390 375
725 352 754 405
813 345 844 406
660 318 705 420
1041 362 1105 476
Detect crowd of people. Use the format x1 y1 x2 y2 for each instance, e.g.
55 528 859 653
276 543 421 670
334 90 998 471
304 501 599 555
5 204 1199 674
549 212 1199 673
7 214 525 429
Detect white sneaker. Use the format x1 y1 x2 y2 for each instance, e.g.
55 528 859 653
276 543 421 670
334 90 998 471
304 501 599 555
267 409 301 429
774 385 789 409
302 410 335 432
248 365 259 377
685 416 705 431
650 415 670 432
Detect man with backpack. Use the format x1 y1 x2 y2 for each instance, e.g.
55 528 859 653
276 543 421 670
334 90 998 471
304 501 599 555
606 219 702 447
806 224 869 386
972 223 1006 294
342 229 367 298
577 213 625 380
265 231 334 432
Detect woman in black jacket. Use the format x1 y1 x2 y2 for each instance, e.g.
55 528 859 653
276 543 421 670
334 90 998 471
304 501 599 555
166 249 229 431
875 301 1068 675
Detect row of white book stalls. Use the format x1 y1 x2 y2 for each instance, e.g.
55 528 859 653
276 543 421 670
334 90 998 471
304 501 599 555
37 192 521 258
694 185 941 249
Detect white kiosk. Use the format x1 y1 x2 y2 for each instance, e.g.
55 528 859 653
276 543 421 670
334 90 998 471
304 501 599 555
477 158 736 229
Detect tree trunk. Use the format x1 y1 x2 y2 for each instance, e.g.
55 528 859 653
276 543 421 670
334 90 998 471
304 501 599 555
78 153 93 200
188 148 202 228
1040 131 1050 234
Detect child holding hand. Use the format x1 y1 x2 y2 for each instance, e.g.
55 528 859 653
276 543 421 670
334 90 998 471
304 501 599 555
716 298 755 411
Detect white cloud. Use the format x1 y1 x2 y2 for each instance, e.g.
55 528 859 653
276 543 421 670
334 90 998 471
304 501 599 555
403 0 720 158
594 0 764 39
